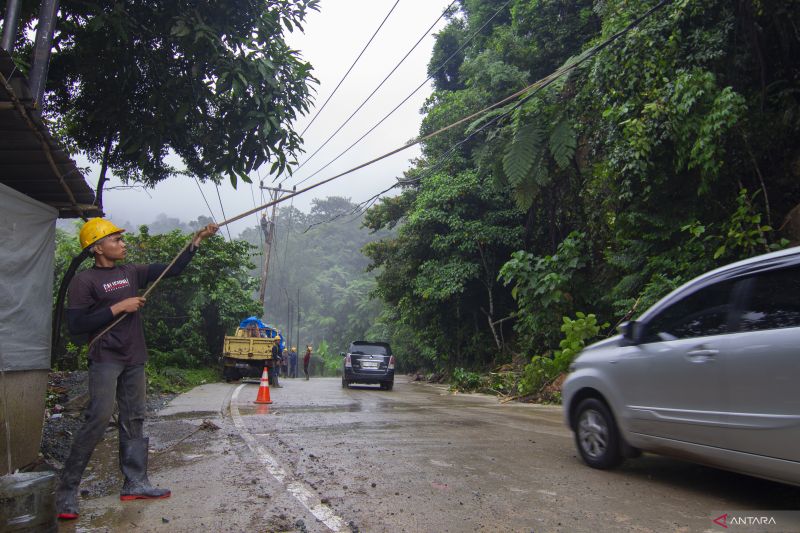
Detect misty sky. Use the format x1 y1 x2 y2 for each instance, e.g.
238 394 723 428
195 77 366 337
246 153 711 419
99 0 454 238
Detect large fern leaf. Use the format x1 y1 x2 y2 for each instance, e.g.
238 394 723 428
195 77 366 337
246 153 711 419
503 122 544 187
513 176 539 211
549 119 577 170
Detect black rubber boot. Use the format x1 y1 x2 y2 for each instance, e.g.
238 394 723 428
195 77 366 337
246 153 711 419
56 438 96 520
55 487 79 520
119 437 171 500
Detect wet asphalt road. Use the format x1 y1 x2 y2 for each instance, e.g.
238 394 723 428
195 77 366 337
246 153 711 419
61 376 799 532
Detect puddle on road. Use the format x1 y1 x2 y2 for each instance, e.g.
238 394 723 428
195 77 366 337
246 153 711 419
238 403 363 415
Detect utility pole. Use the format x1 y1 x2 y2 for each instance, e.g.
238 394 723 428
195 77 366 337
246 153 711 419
258 183 295 315
296 287 300 354
285 289 293 344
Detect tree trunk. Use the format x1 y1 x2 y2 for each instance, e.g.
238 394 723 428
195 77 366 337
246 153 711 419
477 243 502 351
94 134 113 211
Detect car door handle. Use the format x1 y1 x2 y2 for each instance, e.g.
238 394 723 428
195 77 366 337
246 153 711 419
686 348 718 357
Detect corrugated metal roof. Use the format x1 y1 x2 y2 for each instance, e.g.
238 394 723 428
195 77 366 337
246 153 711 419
0 48 101 219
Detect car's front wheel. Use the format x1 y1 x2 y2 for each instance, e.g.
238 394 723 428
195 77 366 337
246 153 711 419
574 398 622 469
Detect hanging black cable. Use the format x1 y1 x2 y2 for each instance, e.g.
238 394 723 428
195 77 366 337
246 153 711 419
51 247 92 368
193 177 219 224
214 181 233 241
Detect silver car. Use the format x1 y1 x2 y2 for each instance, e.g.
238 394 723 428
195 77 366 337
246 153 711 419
562 246 800 487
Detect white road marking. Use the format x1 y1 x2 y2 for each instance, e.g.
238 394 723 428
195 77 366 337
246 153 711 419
230 385 345 532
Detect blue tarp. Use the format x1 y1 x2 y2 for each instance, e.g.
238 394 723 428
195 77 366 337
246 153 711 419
239 316 267 329
239 316 280 340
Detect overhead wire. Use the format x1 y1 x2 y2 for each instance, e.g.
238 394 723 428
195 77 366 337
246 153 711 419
214 182 233 241
289 0 512 188
253 169 265 284
193 177 218 224
285 0 457 184
298 0 402 140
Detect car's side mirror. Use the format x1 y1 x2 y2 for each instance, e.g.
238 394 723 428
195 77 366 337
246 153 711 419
619 321 643 345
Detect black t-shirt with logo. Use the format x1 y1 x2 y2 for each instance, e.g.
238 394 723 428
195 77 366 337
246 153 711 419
68 263 150 364
66 247 196 364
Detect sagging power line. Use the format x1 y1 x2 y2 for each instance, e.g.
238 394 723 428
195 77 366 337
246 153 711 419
289 0 512 188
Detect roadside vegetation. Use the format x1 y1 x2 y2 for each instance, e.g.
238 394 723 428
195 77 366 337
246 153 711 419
364 0 800 399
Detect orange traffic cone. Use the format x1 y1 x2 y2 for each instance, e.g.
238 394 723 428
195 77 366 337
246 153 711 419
254 367 273 404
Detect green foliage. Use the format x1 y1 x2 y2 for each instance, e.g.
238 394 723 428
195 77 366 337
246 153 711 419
711 189 787 260
503 121 544 188
549 119 577 171
241 197 392 355
499 232 587 348
146 365 220 395
314 339 343 377
364 170 525 371
19 0 319 189
450 367 484 392
518 313 608 397
369 0 800 381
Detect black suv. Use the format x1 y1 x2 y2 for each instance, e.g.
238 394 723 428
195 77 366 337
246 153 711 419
341 341 395 390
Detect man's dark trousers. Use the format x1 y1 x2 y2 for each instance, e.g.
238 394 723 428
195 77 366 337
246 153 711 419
58 361 146 495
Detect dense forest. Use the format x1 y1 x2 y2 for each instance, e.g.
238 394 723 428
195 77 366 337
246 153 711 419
362 0 800 394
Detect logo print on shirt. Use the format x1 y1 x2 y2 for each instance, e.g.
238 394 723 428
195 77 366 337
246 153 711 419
102 278 131 293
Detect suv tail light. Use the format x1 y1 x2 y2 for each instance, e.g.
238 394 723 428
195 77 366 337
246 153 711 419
388 355 395 370
345 354 352 368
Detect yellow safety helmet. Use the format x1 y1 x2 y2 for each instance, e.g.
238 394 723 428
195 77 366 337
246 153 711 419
79 218 125 249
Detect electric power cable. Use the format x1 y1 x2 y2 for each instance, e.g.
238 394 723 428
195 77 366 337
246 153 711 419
284 0 457 184
214 182 234 241
193 177 218 224
298 0 402 140
289 0 512 188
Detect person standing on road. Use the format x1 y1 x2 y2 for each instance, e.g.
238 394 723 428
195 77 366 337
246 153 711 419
289 346 298 378
55 218 218 521
303 344 312 380
269 341 283 387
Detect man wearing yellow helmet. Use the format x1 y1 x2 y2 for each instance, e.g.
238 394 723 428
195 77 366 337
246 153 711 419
56 218 218 520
